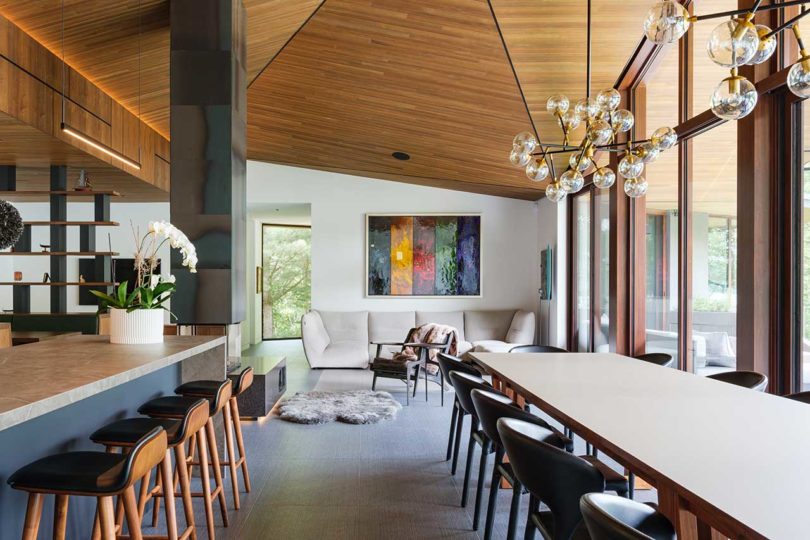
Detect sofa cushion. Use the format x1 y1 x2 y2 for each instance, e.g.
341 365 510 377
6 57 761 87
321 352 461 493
464 310 515 342
369 311 416 358
415 311 465 342
318 310 369 344
322 342 370 369
506 311 535 345
472 340 513 353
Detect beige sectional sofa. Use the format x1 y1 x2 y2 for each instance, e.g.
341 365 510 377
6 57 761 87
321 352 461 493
301 309 536 368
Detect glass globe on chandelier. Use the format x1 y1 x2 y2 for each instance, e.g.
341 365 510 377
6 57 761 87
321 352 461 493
644 0 810 119
507 0 679 204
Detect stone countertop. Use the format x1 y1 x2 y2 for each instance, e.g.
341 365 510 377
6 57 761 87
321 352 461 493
0 334 226 432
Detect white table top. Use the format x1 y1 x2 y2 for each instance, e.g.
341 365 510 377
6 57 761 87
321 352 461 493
470 352 809 540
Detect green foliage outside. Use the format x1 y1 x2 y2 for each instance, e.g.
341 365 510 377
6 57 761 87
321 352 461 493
262 226 311 339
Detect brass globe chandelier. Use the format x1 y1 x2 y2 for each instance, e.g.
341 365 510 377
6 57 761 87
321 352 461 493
644 0 810 119
508 0 679 203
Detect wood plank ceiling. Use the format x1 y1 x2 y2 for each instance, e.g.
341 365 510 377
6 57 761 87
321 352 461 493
0 0 655 200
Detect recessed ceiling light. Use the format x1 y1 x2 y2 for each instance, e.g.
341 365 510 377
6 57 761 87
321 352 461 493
392 151 410 161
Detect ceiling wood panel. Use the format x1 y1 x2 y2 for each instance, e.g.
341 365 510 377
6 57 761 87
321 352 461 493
245 0 324 85
246 0 545 198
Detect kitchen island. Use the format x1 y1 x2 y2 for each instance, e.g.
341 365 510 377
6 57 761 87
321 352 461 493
0 334 227 538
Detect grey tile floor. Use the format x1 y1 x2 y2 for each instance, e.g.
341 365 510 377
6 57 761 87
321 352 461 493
149 340 656 539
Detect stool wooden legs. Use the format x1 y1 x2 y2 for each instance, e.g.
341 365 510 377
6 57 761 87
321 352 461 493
175 443 197 540
97 496 116 540
229 397 251 493
122 487 144 540
197 427 216 540
222 401 240 510
53 494 69 539
205 418 229 527
21 493 43 540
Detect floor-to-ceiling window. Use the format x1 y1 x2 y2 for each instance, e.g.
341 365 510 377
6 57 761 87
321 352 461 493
262 224 312 340
642 36 680 365
571 192 592 351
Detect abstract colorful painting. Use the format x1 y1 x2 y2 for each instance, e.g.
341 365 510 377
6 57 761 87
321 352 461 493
367 214 481 297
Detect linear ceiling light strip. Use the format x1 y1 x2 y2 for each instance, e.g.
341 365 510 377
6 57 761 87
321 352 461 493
59 0 141 170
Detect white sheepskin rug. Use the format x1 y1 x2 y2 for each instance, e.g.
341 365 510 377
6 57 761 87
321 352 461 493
278 390 403 425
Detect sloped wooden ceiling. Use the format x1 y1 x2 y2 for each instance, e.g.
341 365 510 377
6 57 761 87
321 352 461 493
0 0 653 200
247 0 652 200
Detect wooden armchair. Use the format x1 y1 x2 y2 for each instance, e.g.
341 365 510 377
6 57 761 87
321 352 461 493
369 329 452 405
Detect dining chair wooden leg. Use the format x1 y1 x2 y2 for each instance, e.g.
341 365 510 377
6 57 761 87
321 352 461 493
53 494 69 540
446 399 458 461
21 493 43 540
97 496 117 540
223 401 241 509
205 418 229 527
197 427 216 540
160 452 179 540
122 486 145 540
451 411 465 475
230 397 251 493
175 443 197 540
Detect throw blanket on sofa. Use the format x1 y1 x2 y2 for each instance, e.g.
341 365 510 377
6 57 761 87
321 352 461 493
391 323 459 375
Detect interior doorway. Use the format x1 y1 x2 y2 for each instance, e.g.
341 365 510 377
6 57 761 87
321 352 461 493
261 224 312 340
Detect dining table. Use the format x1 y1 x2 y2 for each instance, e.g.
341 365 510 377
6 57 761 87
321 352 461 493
470 351 809 540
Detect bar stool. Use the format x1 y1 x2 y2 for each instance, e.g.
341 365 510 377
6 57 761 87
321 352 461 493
226 367 253 493
580 493 676 540
436 353 486 474
90 398 210 540
174 376 246 507
8 427 167 540
139 386 231 534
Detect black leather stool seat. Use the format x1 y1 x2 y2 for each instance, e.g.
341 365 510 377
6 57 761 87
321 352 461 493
8 452 128 494
175 380 224 396
139 395 209 417
581 455 629 493
91 418 182 447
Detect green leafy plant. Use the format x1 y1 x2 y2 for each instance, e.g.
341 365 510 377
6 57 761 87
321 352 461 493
90 276 176 314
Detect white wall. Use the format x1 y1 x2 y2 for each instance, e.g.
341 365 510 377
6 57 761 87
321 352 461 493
245 161 543 346
0 202 170 313
536 197 567 348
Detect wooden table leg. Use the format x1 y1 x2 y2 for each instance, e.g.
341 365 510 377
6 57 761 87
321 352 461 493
656 485 730 540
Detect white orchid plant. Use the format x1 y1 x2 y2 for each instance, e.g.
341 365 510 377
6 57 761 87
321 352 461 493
91 221 198 313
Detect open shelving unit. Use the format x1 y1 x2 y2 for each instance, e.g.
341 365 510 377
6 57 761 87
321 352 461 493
1 165 120 314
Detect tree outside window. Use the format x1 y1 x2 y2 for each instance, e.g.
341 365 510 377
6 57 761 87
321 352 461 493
262 225 311 339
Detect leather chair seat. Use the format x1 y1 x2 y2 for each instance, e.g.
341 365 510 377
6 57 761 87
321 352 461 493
175 380 223 396
8 452 127 494
370 358 412 375
581 455 629 494
139 395 210 417
91 418 182 447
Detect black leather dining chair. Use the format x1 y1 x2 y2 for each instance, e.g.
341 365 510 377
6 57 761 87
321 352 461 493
509 344 568 353
706 370 768 392
635 352 675 368
437 353 485 475
580 493 676 540
448 371 495 519
497 418 628 540
471 388 572 540
786 390 810 404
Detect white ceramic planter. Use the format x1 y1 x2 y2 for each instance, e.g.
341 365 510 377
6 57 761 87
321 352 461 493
109 308 164 344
